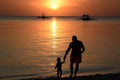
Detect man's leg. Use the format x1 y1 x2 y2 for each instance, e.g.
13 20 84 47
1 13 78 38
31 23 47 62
70 62 73 77
74 63 79 77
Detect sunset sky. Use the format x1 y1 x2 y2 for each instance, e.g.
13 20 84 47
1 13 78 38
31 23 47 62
0 0 120 16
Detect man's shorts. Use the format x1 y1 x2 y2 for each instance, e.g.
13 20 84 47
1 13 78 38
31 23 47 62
70 56 82 63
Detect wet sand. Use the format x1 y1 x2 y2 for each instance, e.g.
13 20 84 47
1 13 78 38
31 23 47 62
21 72 120 80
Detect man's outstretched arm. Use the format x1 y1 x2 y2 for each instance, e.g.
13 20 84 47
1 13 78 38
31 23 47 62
63 44 71 61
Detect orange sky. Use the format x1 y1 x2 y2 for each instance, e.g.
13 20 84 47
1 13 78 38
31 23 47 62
0 0 120 16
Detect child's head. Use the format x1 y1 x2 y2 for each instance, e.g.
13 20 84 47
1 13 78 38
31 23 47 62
57 57 61 62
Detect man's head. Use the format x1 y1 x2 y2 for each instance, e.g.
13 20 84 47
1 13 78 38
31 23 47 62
72 35 77 42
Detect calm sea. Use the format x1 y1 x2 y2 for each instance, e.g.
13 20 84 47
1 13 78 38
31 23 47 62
0 17 120 80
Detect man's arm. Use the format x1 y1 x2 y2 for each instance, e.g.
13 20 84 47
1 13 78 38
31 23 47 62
81 42 85 54
55 63 57 69
63 43 71 61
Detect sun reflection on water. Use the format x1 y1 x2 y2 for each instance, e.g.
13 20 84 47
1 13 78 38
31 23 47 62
52 18 57 38
51 18 58 55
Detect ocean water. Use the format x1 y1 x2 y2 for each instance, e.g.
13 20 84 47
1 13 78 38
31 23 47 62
0 17 120 80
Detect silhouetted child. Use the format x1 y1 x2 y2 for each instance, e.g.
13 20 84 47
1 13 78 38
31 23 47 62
55 57 65 78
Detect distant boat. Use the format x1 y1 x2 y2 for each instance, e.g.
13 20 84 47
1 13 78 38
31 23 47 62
37 13 50 19
77 14 93 21
82 14 91 21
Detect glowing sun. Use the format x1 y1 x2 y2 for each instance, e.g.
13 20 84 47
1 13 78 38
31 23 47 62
46 0 63 10
51 4 58 10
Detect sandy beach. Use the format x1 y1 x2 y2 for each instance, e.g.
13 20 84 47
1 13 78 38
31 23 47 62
21 72 120 80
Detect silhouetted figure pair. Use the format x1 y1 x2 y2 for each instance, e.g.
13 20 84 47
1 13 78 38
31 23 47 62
55 35 85 78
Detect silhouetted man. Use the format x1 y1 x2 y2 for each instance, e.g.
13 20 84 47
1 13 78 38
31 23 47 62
63 35 85 77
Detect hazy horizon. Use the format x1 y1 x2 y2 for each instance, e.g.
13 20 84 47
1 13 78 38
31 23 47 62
0 15 120 17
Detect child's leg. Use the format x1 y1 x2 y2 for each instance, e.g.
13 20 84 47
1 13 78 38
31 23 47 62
60 70 62 78
57 69 59 77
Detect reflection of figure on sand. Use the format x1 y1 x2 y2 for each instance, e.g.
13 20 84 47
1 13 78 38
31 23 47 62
55 57 65 78
63 35 85 77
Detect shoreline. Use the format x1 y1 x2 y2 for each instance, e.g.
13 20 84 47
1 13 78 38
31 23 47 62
21 72 120 80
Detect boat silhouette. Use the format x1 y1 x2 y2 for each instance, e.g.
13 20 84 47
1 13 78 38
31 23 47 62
37 13 50 19
82 14 91 20
77 14 94 21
